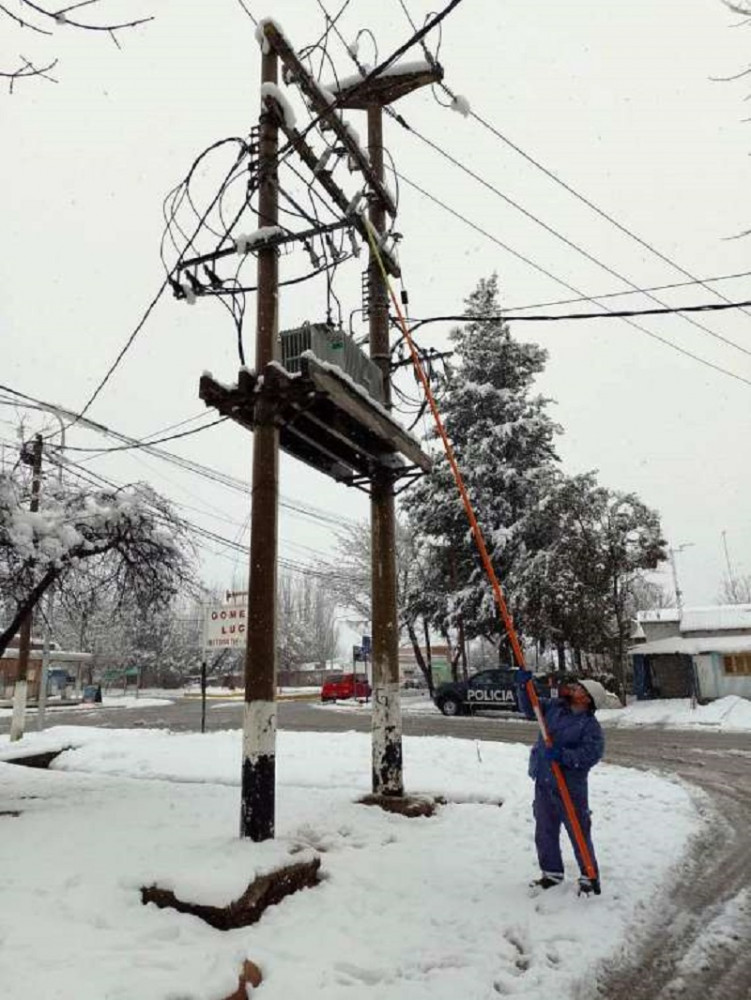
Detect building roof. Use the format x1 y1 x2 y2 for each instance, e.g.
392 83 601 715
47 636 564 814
1 648 92 662
636 604 751 633
628 634 751 657
680 605 751 633
637 608 680 624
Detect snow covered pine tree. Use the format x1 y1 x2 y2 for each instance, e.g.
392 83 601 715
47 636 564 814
403 274 561 656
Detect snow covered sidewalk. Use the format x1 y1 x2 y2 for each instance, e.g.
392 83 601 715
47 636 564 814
597 695 751 732
0 727 700 1000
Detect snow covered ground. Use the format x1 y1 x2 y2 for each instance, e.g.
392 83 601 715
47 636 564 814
597 695 751 732
0 725 701 1000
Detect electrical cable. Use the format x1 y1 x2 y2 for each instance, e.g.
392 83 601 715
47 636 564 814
409 299 751 327
62 417 229 454
394 0 751 327
501 270 751 314
395 173 751 389
0 381 360 530
395 121 751 359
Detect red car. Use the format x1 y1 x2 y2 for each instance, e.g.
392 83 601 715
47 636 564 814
321 673 371 702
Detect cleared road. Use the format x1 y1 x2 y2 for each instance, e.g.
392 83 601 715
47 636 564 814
2 697 750 999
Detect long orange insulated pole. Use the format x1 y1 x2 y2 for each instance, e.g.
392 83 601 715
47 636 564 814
365 224 596 882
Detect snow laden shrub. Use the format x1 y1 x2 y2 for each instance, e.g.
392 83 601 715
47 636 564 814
402 274 561 651
0 473 191 658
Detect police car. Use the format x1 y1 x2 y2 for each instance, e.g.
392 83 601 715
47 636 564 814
434 669 550 716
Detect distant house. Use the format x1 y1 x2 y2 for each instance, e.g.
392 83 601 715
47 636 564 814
399 644 453 686
0 635 92 701
629 605 751 701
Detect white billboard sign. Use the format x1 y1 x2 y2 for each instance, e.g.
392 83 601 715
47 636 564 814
203 602 248 650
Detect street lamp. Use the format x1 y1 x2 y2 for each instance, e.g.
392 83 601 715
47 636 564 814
668 543 694 613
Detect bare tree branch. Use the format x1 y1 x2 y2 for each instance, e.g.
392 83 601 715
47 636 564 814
0 2 52 33
1 55 59 93
20 0 153 32
1 0 153 88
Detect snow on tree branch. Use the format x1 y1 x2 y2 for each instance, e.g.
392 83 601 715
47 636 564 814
0 471 191 658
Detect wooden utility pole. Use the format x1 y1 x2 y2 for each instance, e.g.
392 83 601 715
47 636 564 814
241 45 280 841
367 105 403 796
197 22 439 830
9 433 43 743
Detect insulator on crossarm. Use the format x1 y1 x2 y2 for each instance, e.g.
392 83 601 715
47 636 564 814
346 189 365 216
304 241 321 269
185 272 202 295
203 265 224 290
168 276 186 300
313 146 336 176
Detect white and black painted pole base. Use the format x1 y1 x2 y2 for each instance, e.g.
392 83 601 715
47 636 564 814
240 700 277 841
371 682 404 796
9 679 28 743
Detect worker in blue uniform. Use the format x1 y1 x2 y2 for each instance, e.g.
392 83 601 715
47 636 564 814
516 671 604 895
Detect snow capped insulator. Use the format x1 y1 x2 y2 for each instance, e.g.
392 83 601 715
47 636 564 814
55 11 68 24
450 94 471 118
347 39 360 59
234 234 250 255
346 189 365 216
313 146 336 176
180 284 196 305
348 230 361 258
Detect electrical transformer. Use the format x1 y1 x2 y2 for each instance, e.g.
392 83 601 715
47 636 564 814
279 322 384 404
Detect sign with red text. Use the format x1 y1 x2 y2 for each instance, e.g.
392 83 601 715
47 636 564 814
203 602 248 650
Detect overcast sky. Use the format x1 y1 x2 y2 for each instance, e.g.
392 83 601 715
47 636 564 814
2 0 750 612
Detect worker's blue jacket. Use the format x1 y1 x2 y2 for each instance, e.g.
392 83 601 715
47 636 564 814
516 684 604 792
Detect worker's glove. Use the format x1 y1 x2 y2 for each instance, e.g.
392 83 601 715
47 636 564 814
516 669 533 684
544 745 564 763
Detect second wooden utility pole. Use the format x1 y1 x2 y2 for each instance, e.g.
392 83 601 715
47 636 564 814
241 46 281 841
9 433 43 743
368 106 403 797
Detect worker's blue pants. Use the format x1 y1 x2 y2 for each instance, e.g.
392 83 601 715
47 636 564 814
533 779 598 879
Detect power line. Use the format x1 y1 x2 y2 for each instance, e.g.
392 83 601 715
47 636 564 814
501 269 751 314
393 0 751 324
467 111 751 321
398 171 589 298
394 176 751 389
74 137 254 429
409 299 751 328
63 416 229 453
397 121 751 360
0 381 361 530
315 3 751 382
44 448 345 576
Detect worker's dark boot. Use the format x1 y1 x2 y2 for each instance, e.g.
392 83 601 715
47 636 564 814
578 876 601 896
530 874 563 890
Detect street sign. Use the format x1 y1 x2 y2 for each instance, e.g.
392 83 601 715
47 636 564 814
204 602 248 650
361 634 371 655
352 645 364 663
